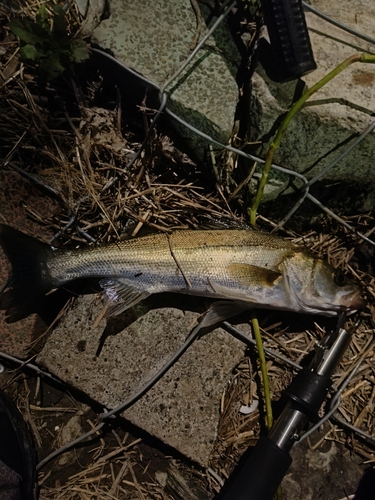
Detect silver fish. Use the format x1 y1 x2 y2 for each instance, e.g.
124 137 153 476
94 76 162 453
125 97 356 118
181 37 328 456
0 224 365 324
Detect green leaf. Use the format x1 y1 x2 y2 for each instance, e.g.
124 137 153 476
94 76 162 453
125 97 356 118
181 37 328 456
71 39 89 62
20 44 40 61
9 6 88 81
39 51 65 80
36 4 50 31
9 20 47 44
52 4 68 40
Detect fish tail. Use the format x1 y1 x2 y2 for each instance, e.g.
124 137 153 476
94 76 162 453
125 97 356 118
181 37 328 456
0 224 53 307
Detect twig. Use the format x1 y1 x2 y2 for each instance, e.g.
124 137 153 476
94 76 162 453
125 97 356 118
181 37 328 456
167 234 192 289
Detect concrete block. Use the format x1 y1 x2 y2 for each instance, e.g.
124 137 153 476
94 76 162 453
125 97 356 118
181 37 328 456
92 0 241 160
250 0 375 205
37 294 246 465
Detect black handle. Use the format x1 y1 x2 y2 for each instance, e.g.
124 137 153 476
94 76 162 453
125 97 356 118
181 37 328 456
216 435 292 500
261 0 316 80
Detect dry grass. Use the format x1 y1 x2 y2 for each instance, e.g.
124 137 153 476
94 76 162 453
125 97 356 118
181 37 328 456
1 1 375 498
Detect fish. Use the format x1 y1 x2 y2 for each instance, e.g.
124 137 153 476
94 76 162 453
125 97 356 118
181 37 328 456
0 224 365 325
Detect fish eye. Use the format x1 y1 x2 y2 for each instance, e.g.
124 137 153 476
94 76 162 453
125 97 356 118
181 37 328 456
333 270 347 287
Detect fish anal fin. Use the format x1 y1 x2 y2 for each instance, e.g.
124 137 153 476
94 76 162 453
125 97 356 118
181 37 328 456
228 263 281 287
199 300 251 329
100 278 150 316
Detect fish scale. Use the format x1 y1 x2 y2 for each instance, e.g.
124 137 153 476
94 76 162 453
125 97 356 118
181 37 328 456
48 230 293 293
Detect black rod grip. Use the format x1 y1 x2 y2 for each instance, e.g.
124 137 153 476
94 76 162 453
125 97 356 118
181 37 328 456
284 369 330 421
261 0 316 80
216 435 292 500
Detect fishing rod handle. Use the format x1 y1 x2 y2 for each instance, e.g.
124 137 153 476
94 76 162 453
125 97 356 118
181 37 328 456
216 435 292 500
261 0 316 80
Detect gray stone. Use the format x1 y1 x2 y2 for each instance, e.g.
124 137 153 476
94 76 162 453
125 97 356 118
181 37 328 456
57 414 85 466
37 294 245 465
91 0 241 160
250 0 375 203
281 434 365 499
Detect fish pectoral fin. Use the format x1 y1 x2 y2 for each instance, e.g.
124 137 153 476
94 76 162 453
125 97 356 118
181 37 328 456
199 300 252 329
100 278 150 315
228 263 281 286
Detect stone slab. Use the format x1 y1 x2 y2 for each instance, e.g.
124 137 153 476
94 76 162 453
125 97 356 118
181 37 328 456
282 434 365 499
37 294 245 465
250 0 375 205
91 0 241 160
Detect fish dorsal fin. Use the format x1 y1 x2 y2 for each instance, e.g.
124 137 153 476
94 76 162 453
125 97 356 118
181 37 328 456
194 216 251 231
228 263 281 287
200 300 252 329
100 278 150 315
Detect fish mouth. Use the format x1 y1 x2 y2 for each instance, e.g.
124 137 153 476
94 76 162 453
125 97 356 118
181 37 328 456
340 290 366 310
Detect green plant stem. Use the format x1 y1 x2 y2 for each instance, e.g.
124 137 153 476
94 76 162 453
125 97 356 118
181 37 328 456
251 312 273 430
249 52 375 226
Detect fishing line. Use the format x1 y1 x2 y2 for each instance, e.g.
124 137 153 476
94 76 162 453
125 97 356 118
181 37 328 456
36 422 106 471
160 0 237 94
271 119 375 231
2 322 373 470
98 320 203 420
223 322 303 371
225 323 375 447
299 336 375 444
306 193 375 247
302 2 375 46
0 351 64 385
34 318 301 470
36 320 204 470
304 118 375 189
90 46 375 249
0 316 303 472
